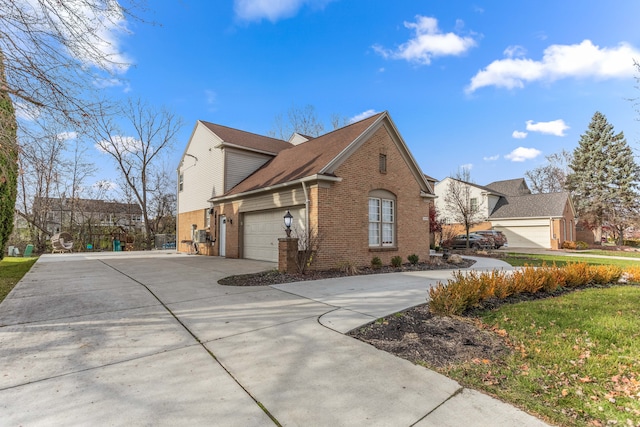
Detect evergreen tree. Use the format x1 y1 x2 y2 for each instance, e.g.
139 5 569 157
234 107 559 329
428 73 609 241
0 52 18 260
566 111 640 244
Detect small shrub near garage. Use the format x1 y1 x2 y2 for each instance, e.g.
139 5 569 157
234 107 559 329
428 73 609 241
391 256 403 268
407 254 419 265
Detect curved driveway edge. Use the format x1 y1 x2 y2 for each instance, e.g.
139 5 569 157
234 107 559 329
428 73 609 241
0 252 547 426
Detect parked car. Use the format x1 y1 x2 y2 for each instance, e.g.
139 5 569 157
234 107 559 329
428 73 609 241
442 234 492 249
472 230 508 249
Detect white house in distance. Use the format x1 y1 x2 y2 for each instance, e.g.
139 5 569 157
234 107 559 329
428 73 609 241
434 178 576 249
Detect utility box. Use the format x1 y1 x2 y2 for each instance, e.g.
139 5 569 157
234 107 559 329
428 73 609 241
195 229 208 243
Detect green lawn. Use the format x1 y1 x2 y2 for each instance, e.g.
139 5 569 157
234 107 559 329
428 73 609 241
582 249 640 259
505 253 640 268
441 286 640 426
0 257 37 303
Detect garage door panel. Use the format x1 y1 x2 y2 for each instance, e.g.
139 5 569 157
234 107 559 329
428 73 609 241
495 225 549 248
244 208 306 262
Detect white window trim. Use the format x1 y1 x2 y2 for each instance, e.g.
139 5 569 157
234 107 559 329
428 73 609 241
369 196 395 247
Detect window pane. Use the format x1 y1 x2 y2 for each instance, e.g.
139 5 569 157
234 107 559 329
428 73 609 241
382 223 393 245
369 198 380 221
369 222 380 245
382 200 393 222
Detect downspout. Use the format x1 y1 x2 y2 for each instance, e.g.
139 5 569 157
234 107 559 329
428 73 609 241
301 181 310 244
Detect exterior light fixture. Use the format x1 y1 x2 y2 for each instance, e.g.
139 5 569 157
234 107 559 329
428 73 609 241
283 210 293 237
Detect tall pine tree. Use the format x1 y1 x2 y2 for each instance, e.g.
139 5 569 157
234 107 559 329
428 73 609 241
566 111 640 244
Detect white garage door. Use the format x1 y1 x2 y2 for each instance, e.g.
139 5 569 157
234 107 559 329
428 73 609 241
243 207 306 262
495 226 550 249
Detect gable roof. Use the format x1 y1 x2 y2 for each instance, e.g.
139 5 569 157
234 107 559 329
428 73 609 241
221 113 384 196
489 192 571 219
200 121 292 154
437 177 505 196
485 178 531 196
214 111 433 199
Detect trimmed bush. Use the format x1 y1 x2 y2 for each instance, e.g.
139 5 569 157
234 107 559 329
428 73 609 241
429 262 637 316
371 256 382 269
391 256 403 268
407 254 419 265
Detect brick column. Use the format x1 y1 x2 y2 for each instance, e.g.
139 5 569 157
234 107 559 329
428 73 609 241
278 238 299 274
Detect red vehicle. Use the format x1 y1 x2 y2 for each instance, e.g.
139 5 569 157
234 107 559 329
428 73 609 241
472 230 508 249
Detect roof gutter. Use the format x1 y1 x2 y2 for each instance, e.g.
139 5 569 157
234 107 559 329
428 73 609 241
214 141 281 156
209 174 342 203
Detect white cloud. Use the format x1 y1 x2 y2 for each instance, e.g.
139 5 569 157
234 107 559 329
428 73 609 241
483 154 499 161
15 101 41 122
504 45 527 58
373 15 477 65
57 132 78 141
460 163 473 171
234 0 333 22
205 90 216 104
349 109 378 123
526 119 569 136
95 135 142 155
505 147 542 162
22 0 133 74
467 39 640 93
512 130 528 139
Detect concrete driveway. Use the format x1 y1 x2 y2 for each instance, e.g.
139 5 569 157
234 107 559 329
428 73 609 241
0 251 548 426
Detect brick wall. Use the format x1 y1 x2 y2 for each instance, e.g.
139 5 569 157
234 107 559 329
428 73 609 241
313 125 431 270
176 209 214 255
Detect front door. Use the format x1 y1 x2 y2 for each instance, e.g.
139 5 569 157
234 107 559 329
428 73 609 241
219 215 226 257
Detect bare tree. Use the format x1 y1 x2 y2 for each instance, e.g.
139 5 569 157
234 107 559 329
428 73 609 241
525 150 572 194
268 104 326 140
0 0 142 126
0 0 143 255
15 123 70 252
92 99 182 249
443 168 486 248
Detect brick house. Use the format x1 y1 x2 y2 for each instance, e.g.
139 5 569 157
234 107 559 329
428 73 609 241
434 178 576 249
176 112 435 269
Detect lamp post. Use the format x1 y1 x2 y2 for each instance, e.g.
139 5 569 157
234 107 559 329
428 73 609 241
284 210 293 237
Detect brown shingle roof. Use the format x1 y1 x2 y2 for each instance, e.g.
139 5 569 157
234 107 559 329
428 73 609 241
223 113 384 196
489 192 570 219
485 178 531 196
200 121 292 154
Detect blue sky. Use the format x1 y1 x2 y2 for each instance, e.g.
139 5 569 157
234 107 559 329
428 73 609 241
96 0 640 186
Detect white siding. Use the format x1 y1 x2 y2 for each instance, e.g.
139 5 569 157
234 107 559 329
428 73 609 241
434 178 490 222
178 123 224 214
225 149 272 192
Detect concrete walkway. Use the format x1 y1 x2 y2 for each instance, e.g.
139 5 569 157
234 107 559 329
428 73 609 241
0 251 548 426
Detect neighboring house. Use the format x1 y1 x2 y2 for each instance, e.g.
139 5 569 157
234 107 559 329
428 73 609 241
434 178 576 249
177 112 436 269
34 197 145 235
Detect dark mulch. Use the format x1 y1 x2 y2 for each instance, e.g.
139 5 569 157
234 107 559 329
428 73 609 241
218 256 475 286
347 304 510 368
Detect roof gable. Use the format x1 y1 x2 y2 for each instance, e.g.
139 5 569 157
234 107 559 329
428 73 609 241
178 120 292 168
485 178 531 196
220 112 434 198
489 192 572 219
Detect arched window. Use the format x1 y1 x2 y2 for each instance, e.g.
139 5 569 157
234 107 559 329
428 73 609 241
368 190 396 247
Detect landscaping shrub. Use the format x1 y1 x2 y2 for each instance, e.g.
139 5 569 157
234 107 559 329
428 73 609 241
337 260 360 276
575 240 589 250
429 262 634 316
623 239 640 247
391 256 403 268
624 265 640 283
407 254 419 265
371 256 382 269
561 240 577 250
